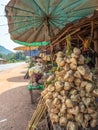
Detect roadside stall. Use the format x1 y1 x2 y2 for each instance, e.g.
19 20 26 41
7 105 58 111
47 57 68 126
5 0 98 130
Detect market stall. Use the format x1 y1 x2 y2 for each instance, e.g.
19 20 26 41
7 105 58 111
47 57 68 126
5 0 98 130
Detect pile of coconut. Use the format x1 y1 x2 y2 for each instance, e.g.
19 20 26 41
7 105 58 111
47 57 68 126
41 48 98 130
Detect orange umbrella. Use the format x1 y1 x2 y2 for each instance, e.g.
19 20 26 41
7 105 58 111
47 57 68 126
14 46 39 51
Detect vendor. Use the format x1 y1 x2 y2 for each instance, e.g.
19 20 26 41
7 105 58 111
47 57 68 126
29 57 44 86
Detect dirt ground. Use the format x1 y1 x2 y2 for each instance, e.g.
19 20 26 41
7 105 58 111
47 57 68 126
0 63 41 130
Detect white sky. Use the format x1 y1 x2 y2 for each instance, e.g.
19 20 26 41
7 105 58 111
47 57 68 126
0 0 21 52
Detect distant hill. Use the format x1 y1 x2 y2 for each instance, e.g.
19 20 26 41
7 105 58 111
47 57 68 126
0 45 13 55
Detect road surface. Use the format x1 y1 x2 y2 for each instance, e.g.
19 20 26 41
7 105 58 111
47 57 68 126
0 63 28 94
0 62 25 71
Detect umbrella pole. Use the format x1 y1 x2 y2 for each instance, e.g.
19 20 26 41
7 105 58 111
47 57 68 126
46 23 54 67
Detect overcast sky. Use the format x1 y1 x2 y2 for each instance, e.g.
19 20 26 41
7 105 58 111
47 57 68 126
0 0 21 52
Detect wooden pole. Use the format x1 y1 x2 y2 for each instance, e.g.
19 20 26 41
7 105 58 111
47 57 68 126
94 30 98 68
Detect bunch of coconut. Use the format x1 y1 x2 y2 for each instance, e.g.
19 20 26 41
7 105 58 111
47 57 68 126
41 47 98 130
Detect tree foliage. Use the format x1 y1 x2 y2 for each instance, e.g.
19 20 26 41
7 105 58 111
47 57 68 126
0 52 26 63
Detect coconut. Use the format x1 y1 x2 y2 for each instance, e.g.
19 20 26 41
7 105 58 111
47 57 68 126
71 53 78 59
47 75 55 82
92 89 98 97
75 113 83 124
90 119 98 128
59 117 67 126
64 82 71 91
55 81 64 91
78 55 85 65
85 83 93 93
50 113 59 123
68 106 79 115
74 71 81 79
77 66 86 75
66 121 78 130
65 99 73 108
70 63 77 70
73 48 81 55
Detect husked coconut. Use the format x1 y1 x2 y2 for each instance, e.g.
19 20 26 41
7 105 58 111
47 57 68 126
44 92 53 99
80 89 86 97
48 85 55 92
70 89 77 95
75 113 83 124
64 64 70 71
65 99 73 108
64 82 71 90
50 113 59 123
90 119 98 128
53 92 59 98
82 119 89 128
46 99 52 108
80 81 88 88
50 108 59 114
58 60 65 67
87 107 95 114
66 121 78 130
55 81 64 91
92 89 98 97
84 114 91 121
82 97 91 106
68 106 79 115
73 48 81 55
70 58 77 64
52 98 61 106
47 75 55 82
60 90 65 96
56 51 64 57
91 112 98 119
74 71 81 78
77 66 86 75
74 78 81 86
78 55 85 65
85 83 93 93
70 63 77 70
41 89 48 97
66 113 74 120
59 117 67 126
71 53 78 59
79 103 86 113
83 72 93 81
70 94 80 102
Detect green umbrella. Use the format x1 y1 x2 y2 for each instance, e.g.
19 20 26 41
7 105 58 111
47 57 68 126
5 0 98 46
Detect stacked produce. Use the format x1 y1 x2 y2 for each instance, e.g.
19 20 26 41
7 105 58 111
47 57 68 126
41 47 98 129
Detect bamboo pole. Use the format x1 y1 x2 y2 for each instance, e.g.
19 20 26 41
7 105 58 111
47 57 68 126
94 30 98 68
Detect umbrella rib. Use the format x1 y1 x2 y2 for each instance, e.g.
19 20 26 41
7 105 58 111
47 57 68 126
49 21 61 32
4 14 39 18
50 0 79 15
66 5 98 14
9 21 41 34
33 0 46 15
25 24 44 42
50 0 63 15
5 5 36 15
0 19 40 26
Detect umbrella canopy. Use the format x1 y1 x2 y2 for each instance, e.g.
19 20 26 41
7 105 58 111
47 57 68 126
14 46 39 51
5 0 98 45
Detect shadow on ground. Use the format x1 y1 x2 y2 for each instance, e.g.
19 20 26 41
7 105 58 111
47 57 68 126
0 85 41 130
7 76 27 82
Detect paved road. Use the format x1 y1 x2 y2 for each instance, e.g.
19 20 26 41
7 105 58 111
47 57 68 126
0 62 25 71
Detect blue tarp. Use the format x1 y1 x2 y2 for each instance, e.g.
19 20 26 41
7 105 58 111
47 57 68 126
25 49 40 57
